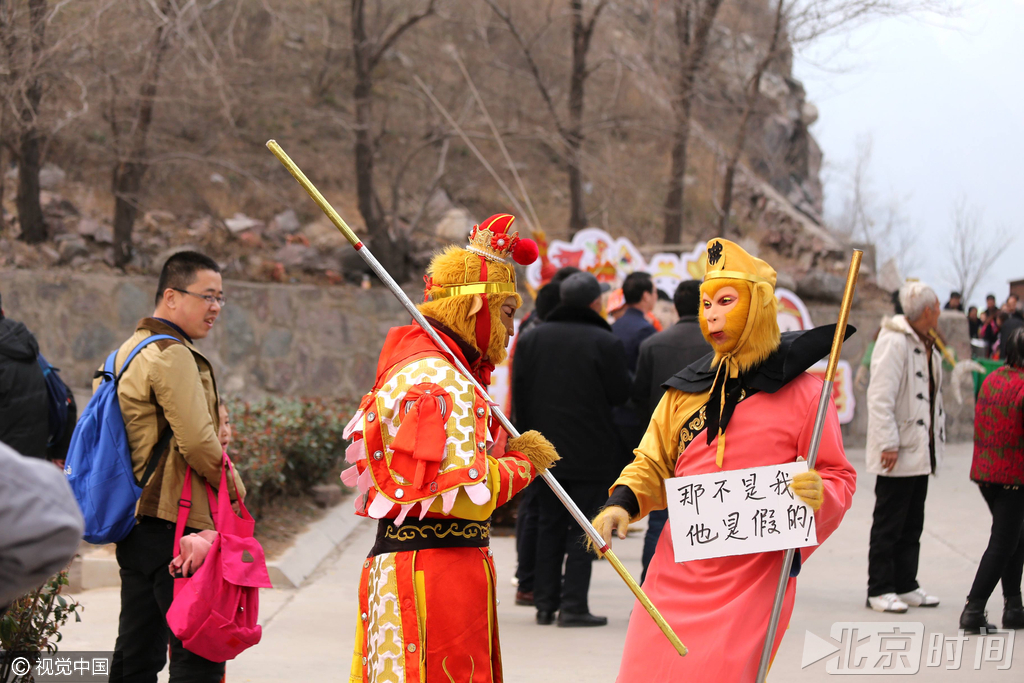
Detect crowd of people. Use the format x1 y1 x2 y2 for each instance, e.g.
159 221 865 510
1 232 1022 682
962 290 1024 359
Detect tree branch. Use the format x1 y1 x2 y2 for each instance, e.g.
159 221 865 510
368 0 436 71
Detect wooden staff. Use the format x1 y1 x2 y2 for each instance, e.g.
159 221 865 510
266 139 688 657
754 249 863 683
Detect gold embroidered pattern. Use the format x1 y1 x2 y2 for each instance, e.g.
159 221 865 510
384 521 490 543
366 553 404 683
677 390 747 455
374 357 479 476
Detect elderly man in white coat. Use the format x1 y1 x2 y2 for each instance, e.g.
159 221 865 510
865 281 945 613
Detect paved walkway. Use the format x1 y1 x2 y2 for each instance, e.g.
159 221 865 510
60 443 1023 680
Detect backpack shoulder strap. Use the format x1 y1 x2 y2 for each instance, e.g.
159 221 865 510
116 334 179 383
114 333 180 488
100 349 119 382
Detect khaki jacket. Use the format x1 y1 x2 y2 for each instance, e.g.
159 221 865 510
94 318 244 530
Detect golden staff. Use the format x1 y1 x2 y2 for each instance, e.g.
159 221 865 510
928 329 957 367
755 250 863 683
266 140 688 657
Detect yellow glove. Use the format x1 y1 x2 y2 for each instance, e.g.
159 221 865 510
790 469 824 511
589 505 630 557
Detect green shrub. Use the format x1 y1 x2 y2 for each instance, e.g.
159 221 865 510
224 396 357 515
0 571 82 680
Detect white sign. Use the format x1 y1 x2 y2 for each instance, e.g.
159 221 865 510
666 461 818 563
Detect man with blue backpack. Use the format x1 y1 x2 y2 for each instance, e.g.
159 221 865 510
66 251 244 683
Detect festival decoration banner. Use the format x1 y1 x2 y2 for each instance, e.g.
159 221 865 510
525 228 706 296
497 231 856 425
666 462 818 563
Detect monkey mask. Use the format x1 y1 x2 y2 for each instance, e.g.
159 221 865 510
419 214 538 383
698 239 781 466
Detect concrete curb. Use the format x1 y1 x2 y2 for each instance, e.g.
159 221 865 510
266 499 367 588
72 499 366 592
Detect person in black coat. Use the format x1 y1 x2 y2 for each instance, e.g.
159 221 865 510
631 280 712 581
512 271 630 627
0 292 49 459
511 265 581 607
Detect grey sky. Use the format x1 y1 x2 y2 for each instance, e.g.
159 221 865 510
794 0 1023 309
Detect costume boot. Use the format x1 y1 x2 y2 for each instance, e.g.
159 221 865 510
1003 595 1024 629
959 597 997 634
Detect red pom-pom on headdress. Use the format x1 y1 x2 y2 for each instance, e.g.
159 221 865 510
512 238 539 265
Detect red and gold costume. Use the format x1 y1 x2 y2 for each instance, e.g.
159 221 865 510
342 215 556 683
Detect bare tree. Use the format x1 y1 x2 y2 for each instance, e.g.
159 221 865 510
107 0 175 267
352 0 436 280
716 0 955 235
829 134 920 274
945 197 1012 305
717 0 783 236
1 0 48 243
662 0 724 245
483 0 609 236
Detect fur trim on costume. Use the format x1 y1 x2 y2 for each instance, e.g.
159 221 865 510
507 430 560 474
419 244 523 364
699 278 780 374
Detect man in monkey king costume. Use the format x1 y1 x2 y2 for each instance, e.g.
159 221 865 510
342 214 559 683
594 239 858 681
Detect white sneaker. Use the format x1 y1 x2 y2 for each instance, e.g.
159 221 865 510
867 593 910 613
898 588 940 607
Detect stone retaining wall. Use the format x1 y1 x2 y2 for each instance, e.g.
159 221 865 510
0 269 974 444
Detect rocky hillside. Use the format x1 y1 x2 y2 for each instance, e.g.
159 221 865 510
0 0 855 288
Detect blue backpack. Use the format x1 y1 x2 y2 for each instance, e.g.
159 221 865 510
36 353 71 448
65 335 178 544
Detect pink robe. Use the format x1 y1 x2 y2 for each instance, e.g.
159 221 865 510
617 372 857 682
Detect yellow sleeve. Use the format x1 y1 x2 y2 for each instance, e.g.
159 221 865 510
610 388 703 521
426 453 532 521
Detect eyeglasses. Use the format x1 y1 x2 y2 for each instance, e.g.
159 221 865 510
173 288 226 307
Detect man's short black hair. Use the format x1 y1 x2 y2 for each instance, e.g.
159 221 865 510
155 251 221 305
1006 328 1024 369
623 271 655 305
551 266 581 286
950 291 961 299
987 294 996 302
673 280 701 318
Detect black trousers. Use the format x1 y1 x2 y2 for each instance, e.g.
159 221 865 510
968 484 1024 602
533 478 606 614
515 481 541 593
110 517 225 683
641 509 668 585
868 475 929 597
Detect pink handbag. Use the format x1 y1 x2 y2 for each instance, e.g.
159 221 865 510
166 454 272 662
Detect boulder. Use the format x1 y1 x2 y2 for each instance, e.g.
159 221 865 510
272 209 301 234
39 164 67 190
434 207 475 243
76 218 100 238
224 213 263 234
796 271 847 304
93 225 114 245
274 243 328 271
58 237 90 264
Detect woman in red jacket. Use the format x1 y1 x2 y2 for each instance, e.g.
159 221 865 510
961 327 1024 632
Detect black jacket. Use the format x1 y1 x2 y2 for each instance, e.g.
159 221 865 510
512 304 631 483
632 316 712 418
0 317 48 459
1000 312 1024 356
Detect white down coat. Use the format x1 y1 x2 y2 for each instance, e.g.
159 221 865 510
866 315 945 477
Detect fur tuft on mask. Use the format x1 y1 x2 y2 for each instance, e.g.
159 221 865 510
699 278 780 373
418 245 522 364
